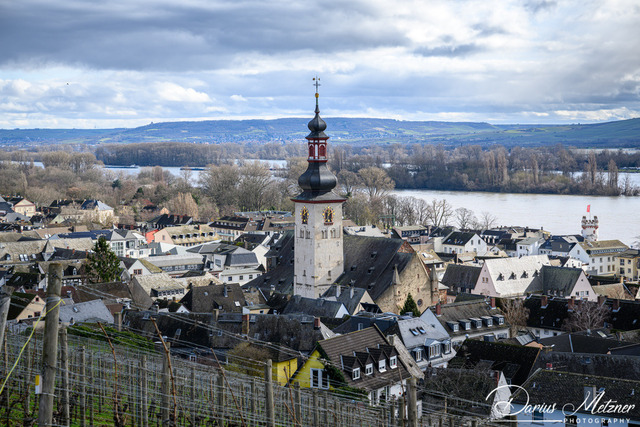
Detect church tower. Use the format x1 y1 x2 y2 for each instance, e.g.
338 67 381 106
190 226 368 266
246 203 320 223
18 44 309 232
292 80 346 298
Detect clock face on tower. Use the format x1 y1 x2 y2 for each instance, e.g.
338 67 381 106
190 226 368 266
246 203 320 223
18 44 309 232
301 206 309 224
323 206 334 224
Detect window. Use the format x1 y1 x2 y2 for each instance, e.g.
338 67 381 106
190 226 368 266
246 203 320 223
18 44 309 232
414 349 423 362
227 277 232 282
352 368 360 380
378 359 386 372
390 356 397 368
310 369 328 389
429 344 440 359
443 341 452 354
365 364 373 375
239 275 244 281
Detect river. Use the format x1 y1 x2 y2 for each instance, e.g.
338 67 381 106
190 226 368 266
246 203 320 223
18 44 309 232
391 189 639 245
29 161 640 245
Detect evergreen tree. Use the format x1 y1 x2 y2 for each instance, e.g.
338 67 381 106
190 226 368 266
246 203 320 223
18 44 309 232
84 237 122 284
401 293 420 317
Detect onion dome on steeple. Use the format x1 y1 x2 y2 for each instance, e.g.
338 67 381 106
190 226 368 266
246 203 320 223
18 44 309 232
291 78 345 203
307 95 328 139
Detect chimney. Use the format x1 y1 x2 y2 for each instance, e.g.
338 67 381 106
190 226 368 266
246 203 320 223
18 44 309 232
314 317 321 330
223 286 228 298
336 285 341 297
435 303 442 316
386 335 396 346
546 362 553 370
541 295 548 308
613 299 620 312
114 312 122 332
597 295 605 306
350 286 354 299
242 314 250 336
568 296 575 311
490 297 496 308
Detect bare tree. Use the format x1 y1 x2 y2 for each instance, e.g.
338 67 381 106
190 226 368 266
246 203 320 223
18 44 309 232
500 298 530 336
562 300 610 332
200 163 240 209
426 198 454 228
478 211 498 230
337 170 362 197
165 192 199 218
358 166 395 199
455 207 477 230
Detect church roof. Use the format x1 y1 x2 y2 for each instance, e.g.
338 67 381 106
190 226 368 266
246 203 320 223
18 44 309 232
246 231 420 302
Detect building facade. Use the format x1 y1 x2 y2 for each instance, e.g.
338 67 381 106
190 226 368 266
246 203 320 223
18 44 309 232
292 90 346 298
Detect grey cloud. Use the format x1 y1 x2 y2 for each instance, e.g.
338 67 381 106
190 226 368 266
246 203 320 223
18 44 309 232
0 0 409 71
471 24 509 37
524 0 557 14
414 43 483 57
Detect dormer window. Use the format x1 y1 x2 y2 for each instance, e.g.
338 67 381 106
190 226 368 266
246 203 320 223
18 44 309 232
497 273 504 281
509 272 516 280
352 368 361 380
365 364 373 375
379 359 386 372
414 349 423 362
390 356 397 368
447 321 459 332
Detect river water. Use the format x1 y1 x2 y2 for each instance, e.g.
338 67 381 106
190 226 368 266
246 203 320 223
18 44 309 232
31 161 640 245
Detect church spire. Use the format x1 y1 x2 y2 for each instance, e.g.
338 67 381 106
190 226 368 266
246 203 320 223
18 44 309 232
295 77 341 197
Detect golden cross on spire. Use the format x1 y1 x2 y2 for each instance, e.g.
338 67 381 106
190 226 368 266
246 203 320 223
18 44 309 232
313 76 321 95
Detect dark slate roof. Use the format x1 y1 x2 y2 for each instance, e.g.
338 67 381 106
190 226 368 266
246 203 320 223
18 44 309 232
75 281 153 310
606 299 640 331
512 369 640 419
282 295 345 318
538 333 628 354
428 300 506 338
246 231 424 302
449 339 540 387
536 351 640 380
314 326 413 391
123 311 214 349
528 265 584 295
180 284 245 313
210 313 325 354
320 284 370 314
441 264 481 290
152 214 193 227
523 295 571 331
442 232 476 246
331 313 399 335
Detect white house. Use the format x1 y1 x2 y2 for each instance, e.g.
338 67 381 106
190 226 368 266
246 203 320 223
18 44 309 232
473 255 551 298
571 240 629 276
441 231 488 255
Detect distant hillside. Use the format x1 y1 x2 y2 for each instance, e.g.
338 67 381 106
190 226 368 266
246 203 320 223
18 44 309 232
1 117 639 148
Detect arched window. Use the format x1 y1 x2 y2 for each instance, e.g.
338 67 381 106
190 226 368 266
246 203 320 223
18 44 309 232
308 145 315 158
318 144 326 157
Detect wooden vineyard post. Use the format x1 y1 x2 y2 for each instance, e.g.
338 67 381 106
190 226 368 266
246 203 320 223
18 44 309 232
37 263 63 427
60 326 70 426
264 359 275 427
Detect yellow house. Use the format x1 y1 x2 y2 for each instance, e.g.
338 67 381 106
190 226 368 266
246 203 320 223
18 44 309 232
292 326 417 405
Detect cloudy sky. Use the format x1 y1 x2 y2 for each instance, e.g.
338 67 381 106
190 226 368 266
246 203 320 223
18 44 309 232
1 0 639 129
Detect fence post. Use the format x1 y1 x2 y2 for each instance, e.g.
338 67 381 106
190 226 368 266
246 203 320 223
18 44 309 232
60 326 70 426
37 263 63 427
141 355 148 427
397 396 405 427
312 389 319 427
79 347 86 427
407 377 417 427
161 345 170 425
265 359 275 427
294 381 302 425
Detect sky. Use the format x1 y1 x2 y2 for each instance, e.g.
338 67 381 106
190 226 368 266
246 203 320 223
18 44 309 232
1 0 639 129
